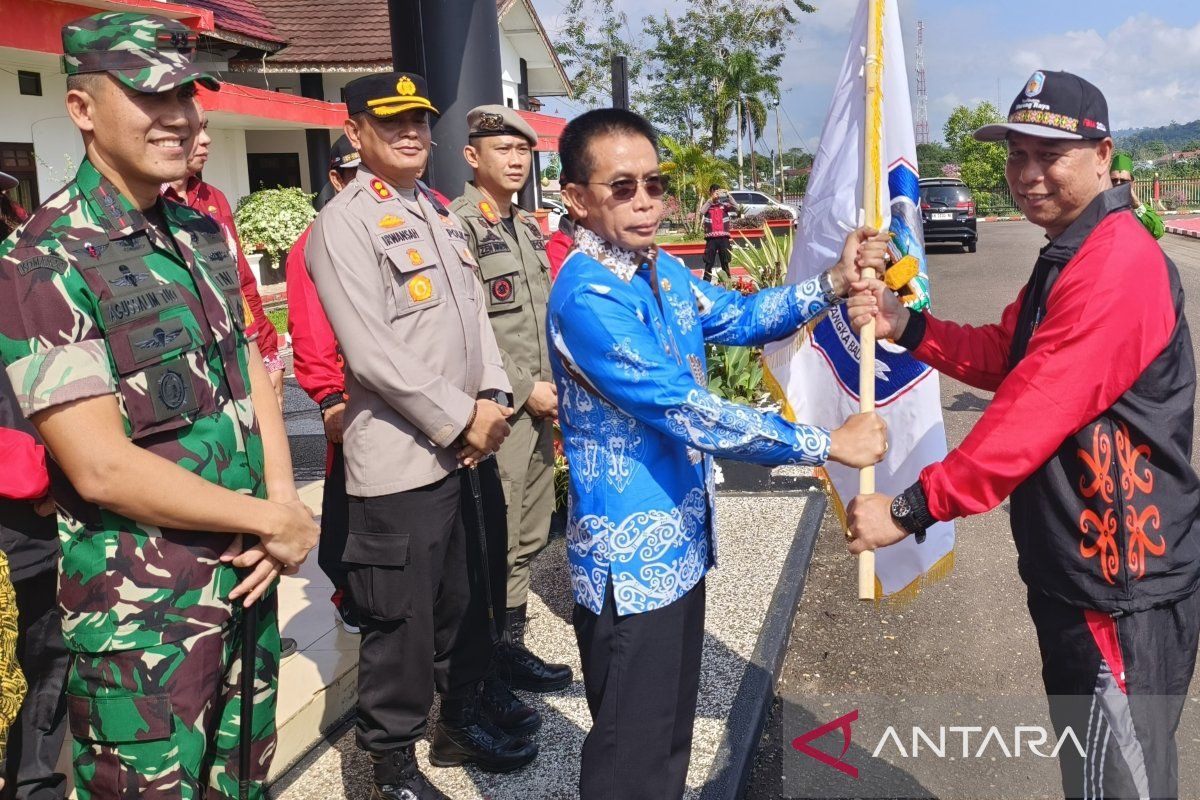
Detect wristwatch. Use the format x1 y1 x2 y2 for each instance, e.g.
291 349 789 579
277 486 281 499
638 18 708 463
318 393 345 413
890 484 935 544
818 269 843 305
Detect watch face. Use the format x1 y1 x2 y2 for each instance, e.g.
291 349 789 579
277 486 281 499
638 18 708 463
891 494 911 519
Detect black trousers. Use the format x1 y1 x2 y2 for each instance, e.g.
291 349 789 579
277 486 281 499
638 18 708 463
1028 587 1200 800
317 443 350 593
346 460 506 762
573 578 706 800
702 237 732 281
1 569 68 800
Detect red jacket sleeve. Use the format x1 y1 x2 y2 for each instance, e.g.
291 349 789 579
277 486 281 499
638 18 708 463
918 217 1177 521
286 225 344 405
0 428 49 500
911 289 1025 392
546 231 572 280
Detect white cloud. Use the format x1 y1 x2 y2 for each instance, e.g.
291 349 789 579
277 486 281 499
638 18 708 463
1007 14 1200 131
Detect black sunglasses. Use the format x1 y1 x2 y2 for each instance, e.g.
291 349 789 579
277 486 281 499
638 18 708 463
586 175 669 201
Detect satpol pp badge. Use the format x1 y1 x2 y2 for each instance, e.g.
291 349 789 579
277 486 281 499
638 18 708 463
408 275 434 303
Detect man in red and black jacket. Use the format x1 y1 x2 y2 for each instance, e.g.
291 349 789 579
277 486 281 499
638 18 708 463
699 184 738 282
848 71 1200 800
163 114 286 404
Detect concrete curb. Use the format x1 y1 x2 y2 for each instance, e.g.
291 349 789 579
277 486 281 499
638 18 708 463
1166 225 1200 239
699 486 829 800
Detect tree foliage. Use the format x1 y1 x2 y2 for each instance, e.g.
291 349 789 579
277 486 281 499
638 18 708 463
659 135 735 232
943 102 1006 188
554 0 648 109
556 0 814 164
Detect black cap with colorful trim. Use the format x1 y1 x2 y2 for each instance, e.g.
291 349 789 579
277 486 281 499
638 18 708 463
328 135 361 170
974 70 1110 142
344 73 439 119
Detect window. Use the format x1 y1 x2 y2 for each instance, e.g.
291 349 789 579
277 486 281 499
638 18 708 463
17 71 41 97
0 142 40 211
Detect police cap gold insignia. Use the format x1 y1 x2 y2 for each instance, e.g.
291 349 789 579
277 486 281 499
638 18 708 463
344 72 439 119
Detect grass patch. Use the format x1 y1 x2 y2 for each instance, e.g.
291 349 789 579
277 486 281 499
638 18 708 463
266 306 288 335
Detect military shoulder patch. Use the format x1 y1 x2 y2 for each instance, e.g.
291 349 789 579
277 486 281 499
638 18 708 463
16 254 68 276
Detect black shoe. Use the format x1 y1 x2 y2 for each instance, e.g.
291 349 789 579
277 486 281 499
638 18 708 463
481 671 541 739
336 601 362 635
429 691 538 773
497 605 573 693
280 637 297 658
370 746 448 800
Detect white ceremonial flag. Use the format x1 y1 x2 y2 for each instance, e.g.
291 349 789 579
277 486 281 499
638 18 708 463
763 0 955 601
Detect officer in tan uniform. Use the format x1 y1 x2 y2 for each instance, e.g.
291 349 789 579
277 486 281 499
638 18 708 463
450 107 573 710
305 74 538 800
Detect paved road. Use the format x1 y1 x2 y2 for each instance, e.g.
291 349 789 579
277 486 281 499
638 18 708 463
747 222 1200 800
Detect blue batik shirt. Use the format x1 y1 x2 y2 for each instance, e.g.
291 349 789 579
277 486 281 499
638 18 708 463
548 227 842 615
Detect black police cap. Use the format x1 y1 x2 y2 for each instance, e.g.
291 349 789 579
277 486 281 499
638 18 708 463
344 73 439 119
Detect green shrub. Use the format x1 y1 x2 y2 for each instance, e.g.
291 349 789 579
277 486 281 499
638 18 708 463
234 188 316 264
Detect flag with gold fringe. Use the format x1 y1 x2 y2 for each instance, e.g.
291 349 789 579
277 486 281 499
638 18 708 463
762 0 955 602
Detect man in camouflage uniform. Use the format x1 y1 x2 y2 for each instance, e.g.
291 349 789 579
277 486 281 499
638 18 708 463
450 107 572 716
0 13 318 800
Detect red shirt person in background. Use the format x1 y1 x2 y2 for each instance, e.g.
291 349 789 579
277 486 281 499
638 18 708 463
162 114 286 404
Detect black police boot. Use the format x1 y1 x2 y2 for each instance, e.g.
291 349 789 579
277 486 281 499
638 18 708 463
369 745 449 800
429 686 538 773
481 669 541 739
496 604 573 692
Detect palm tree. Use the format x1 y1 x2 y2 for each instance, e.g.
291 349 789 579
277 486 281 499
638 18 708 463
661 135 736 232
710 50 777 187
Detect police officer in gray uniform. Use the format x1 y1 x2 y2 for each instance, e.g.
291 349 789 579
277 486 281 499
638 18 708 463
306 73 538 800
450 107 573 711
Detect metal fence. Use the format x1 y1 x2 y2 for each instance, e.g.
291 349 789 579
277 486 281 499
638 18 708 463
970 177 1200 216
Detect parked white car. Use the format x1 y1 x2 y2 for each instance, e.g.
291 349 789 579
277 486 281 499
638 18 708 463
542 196 567 231
728 189 800 221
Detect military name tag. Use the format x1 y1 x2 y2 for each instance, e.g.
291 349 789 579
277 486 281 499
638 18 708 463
477 229 510 258
101 285 184 328
143 359 200 422
127 318 192 366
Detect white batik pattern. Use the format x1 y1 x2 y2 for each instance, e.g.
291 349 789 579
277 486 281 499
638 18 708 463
568 488 709 613
605 337 653 383
561 375 646 494
666 290 698 334
665 389 830 464
574 227 641 282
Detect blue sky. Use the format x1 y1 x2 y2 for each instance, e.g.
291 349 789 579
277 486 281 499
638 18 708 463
530 0 1200 151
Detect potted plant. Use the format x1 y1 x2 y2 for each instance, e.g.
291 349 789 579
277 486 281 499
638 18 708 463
233 187 316 286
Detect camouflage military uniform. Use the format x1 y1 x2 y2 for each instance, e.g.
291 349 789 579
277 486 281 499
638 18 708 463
0 147 277 799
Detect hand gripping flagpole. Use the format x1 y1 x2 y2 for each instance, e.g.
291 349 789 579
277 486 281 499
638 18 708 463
858 0 885 601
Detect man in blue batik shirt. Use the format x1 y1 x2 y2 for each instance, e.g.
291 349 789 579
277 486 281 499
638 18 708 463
549 108 890 800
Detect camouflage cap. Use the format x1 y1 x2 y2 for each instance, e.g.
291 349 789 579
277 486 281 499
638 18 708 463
62 13 219 94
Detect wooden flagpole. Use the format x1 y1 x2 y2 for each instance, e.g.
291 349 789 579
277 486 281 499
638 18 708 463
858 0 885 601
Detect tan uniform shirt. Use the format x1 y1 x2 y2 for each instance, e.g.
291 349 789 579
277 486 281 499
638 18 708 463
448 183 552 410
306 168 510 496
